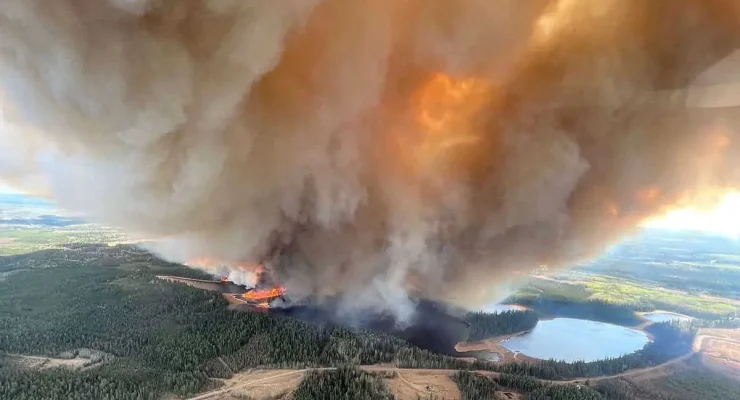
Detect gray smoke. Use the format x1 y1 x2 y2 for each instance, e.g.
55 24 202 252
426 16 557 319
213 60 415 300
1 0 740 317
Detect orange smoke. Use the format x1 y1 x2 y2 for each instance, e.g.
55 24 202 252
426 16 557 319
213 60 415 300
184 257 221 269
409 72 490 170
636 187 661 204
185 257 263 273
185 257 266 286
4 0 740 312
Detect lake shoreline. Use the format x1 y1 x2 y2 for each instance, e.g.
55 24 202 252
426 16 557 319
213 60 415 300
455 329 537 364
638 310 694 321
458 316 654 363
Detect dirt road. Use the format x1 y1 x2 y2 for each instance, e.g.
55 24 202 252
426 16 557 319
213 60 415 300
185 331 731 399
185 361 692 400
694 334 740 352
563 352 694 384
186 369 322 400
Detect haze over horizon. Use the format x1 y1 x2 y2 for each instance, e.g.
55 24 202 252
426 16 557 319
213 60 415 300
4 182 740 242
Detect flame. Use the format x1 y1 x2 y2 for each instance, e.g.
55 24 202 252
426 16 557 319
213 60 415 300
533 0 617 44
242 287 286 301
533 0 581 42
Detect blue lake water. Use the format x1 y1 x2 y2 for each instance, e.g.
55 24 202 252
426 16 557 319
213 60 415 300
501 318 650 362
642 312 691 323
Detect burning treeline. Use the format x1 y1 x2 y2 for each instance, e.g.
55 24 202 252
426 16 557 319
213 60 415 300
2 0 740 315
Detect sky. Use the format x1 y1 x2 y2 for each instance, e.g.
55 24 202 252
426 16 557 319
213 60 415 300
4 178 740 239
642 191 740 239
0 183 16 194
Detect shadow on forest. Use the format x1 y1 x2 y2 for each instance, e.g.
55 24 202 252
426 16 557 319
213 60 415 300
259 299 471 356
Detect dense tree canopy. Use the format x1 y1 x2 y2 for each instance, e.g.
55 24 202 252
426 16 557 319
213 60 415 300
465 310 538 341
451 370 499 400
293 367 395 400
0 245 717 400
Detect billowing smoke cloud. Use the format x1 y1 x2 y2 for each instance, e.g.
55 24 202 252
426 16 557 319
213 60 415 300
2 0 740 315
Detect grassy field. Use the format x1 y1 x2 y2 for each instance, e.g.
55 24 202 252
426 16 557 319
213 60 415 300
0 225 126 256
584 275 739 316
0 192 127 256
517 274 740 319
519 229 740 318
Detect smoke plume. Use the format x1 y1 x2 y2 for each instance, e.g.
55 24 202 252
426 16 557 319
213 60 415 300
2 0 740 314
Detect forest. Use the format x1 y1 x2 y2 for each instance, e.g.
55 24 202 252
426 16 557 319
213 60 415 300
591 355 740 400
453 370 604 400
0 246 428 399
293 367 394 400
577 229 740 301
465 310 538 341
451 370 499 400
504 294 642 326
289 365 740 400
511 271 739 320
0 244 722 399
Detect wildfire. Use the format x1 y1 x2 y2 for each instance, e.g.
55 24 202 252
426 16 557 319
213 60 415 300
409 72 490 169
242 287 286 301
185 257 263 271
184 257 223 268
636 186 661 204
534 0 580 41
184 257 269 287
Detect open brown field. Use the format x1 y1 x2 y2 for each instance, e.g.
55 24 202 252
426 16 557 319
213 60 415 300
694 328 740 381
702 353 740 382
194 369 307 400
699 328 740 343
384 369 461 400
700 337 740 359
186 367 500 400
186 346 736 400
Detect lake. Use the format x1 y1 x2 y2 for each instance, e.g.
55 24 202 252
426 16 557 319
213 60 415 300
642 312 692 323
501 318 650 362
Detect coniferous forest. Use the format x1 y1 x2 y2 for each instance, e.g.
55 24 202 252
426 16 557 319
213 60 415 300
451 370 499 400
465 310 539 341
0 246 424 399
505 295 643 326
453 370 605 400
293 367 395 400
1 245 738 399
